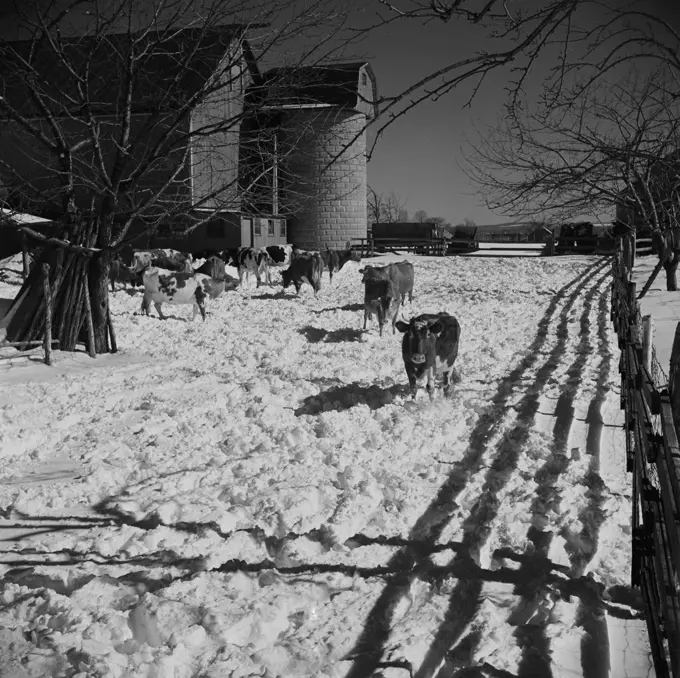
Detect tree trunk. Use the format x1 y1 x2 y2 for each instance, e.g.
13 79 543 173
89 253 112 353
664 253 679 291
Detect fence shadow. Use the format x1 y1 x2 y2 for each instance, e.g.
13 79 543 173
343 258 611 678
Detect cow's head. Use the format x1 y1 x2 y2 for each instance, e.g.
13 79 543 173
359 266 376 284
396 317 443 364
281 268 293 289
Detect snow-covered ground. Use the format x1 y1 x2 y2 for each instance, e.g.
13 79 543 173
0 251 653 677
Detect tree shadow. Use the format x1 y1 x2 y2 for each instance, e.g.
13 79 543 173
295 380 408 415
298 325 364 343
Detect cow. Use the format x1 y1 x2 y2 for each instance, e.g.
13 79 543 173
141 267 232 321
194 255 226 280
281 252 324 296
360 261 414 306
224 247 270 287
131 248 193 274
395 313 461 401
109 257 139 292
265 244 295 269
320 242 362 283
363 276 401 336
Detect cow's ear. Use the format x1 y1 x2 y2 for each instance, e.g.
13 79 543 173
358 267 365 273
429 321 443 335
395 321 409 333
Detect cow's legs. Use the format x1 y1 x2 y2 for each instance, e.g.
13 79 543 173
426 367 435 402
141 295 152 316
442 370 452 397
363 309 368 330
154 302 166 320
406 367 418 399
378 306 385 337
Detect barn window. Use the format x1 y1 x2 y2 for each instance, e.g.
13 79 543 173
268 219 275 236
254 219 262 236
280 220 286 237
207 222 224 238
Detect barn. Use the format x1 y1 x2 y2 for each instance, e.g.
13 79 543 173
0 25 376 255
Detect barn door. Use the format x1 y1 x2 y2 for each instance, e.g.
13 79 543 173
252 218 267 249
241 218 252 248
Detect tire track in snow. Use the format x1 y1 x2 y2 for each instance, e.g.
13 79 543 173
344 258 609 678
503 268 612 678
414 260 610 678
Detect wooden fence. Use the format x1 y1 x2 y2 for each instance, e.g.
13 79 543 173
612 238 680 677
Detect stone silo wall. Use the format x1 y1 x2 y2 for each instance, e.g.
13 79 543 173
280 108 367 250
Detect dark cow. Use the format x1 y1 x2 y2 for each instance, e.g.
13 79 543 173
320 241 362 283
131 248 193 274
224 247 270 287
360 261 414 306
141 267 233 321
395 313 461 401
194 255 226 280
281 253 324 296
109 257 139 292
364 276 401 336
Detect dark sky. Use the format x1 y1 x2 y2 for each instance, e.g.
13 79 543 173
359 1 676 225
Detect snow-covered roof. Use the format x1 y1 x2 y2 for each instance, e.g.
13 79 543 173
0 208 54 226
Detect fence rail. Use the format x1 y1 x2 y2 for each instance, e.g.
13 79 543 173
612 238 680 677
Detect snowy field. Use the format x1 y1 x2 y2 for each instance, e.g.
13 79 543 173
0 252 653 677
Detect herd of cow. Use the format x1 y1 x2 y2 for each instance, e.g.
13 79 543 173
110 242 461 400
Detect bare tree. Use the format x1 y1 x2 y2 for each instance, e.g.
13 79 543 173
413 209 428 222
466 67 680 292
0 0 358 352
367 187 407 223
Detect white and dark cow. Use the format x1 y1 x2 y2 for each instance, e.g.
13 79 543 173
363 275 401 336
360 261 414 306
320 242 362 283
224 247 270 287
281 252 324 296
141 267 231 321
395 313 461 401
263 244 296 284
131 248 193 274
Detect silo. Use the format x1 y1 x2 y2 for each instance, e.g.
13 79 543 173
281 106 367 250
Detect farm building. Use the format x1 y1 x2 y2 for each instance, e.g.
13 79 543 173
0 24 376 255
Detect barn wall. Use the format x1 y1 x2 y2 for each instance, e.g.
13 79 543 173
190 48 249 212
0 116 191 217
280 108 367 250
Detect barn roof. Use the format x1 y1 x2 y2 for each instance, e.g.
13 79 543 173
251 61 375 111
1 25 257 118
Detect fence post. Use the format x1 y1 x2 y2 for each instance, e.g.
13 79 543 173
545 233 555 256
42 263 52 366
22 232 31 280
642 315 654 375
82 279 97 359
669 323 680 436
